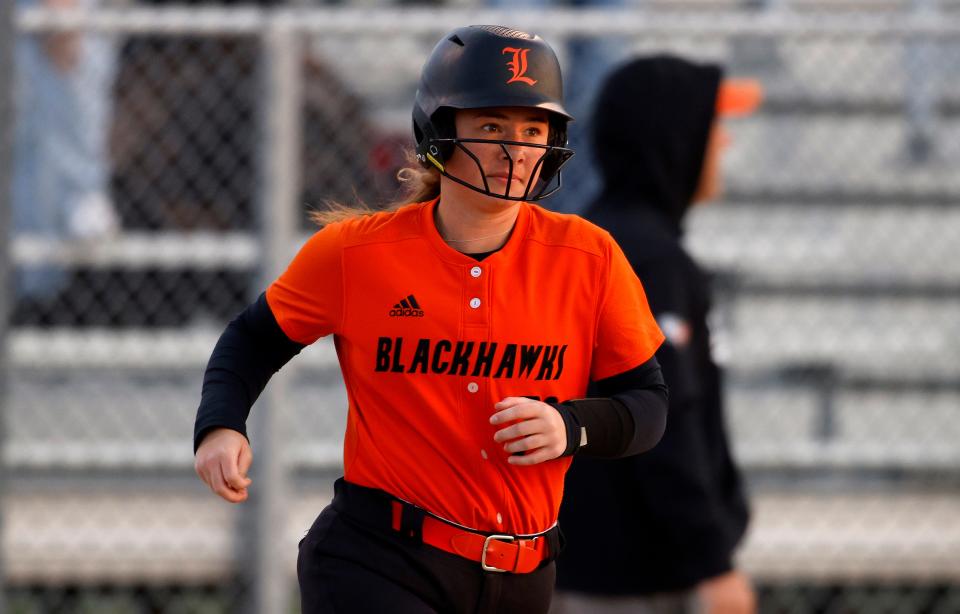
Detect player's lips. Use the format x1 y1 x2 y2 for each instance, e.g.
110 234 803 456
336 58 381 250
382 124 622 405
487 173 524 184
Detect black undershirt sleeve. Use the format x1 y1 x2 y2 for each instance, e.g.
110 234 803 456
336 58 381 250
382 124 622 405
551 356 669 459
193 293 305 452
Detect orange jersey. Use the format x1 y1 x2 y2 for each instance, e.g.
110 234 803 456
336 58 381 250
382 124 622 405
266 199 663 534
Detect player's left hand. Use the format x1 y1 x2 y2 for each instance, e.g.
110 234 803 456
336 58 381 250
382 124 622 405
490 397 566 466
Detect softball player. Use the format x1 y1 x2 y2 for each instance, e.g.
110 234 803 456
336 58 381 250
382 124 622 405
194 25 668 614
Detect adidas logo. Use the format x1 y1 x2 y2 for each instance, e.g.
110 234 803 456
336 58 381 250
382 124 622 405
389 294 424 318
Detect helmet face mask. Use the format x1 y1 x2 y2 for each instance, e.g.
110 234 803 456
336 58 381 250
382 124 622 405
431 135 571 201
413 25 575 201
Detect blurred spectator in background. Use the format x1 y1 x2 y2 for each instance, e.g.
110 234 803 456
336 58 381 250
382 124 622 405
13 0 387 327
111 0 275 231
554 56 763 614
12 0 119 301
111 0 383 232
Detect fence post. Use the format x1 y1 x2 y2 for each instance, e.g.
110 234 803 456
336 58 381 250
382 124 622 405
0 0 16 611
244 13 303 614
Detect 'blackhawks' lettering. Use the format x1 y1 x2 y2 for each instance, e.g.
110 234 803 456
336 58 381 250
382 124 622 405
375 337 568 380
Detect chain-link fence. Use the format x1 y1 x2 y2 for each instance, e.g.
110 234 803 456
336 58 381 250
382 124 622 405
3 2 960 613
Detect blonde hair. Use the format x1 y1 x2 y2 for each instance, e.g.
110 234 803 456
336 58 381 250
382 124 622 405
308 150 441 227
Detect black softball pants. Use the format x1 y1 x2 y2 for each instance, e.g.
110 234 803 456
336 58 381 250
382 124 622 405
297 479 557 614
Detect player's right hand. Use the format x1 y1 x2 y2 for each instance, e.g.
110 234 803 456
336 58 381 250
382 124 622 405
194 428 253 503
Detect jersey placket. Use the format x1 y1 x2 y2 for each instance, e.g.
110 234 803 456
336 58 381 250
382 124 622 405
461 261 504 529
461 262 489 423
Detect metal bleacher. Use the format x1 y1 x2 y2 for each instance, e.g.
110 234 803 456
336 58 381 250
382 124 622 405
681 22 960 469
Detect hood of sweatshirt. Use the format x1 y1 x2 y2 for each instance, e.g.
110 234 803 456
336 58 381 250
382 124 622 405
591 55 721 234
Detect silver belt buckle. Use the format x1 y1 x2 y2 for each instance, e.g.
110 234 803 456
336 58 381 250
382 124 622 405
481 534 516 572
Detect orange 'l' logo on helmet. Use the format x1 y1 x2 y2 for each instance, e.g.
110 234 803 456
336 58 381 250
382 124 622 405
502 47 538 86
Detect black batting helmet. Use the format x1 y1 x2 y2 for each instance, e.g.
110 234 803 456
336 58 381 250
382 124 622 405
413 25 575 201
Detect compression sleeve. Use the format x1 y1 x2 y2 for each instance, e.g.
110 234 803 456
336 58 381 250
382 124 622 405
552 356 668 458
193 293 306 452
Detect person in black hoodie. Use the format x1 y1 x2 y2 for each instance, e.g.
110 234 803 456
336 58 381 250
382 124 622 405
554 55 763 614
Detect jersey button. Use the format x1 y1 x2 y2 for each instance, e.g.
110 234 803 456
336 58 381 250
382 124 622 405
467 382 479 393
470 266 482 278
496 513 503 525
469 298 481 309
480 449 488 460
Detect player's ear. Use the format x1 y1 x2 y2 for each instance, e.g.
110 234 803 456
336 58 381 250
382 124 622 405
414 106 456 169
433 108 457 158
533 115 573 195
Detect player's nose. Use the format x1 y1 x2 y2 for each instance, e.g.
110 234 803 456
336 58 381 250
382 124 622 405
499 140 528 166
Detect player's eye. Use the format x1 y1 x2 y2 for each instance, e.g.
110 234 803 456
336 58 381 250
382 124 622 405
481 123 501 134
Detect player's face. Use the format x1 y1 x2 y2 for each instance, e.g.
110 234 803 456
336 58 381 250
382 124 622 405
447 107 551 200
692 120 731 205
